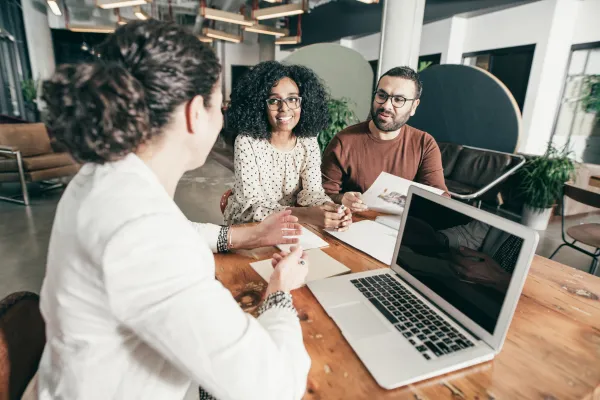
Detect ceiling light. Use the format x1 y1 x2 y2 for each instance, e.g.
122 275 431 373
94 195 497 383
47 0 62 16
244 24 289 37
69 25 115 33
275 36 301 45
197 35 213 43
134 6 149 20
203 28 242 44
96 0 150 9
202 8 254 27
356 0 379 3
254 3 304 21
263 0 283 2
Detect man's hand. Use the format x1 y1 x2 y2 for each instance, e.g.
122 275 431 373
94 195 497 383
449 247 511 291
231 210 302 249
341 192 368 212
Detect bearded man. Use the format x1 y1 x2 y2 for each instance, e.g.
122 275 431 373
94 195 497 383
321 66 449 211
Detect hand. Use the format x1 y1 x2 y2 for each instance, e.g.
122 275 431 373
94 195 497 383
267 246 309 294
254 210 302 247
319 202 352 231
342 192 368 212
449 247 511 291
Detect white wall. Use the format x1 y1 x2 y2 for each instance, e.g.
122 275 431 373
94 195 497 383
572 0 600 45
22 0 56 82
221 32 260 100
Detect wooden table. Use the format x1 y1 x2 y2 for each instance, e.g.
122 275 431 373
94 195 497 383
215 216 600 399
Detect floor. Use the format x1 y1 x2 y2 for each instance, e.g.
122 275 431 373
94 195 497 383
1 155 599 300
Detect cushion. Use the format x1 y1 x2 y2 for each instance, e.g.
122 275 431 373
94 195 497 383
449 147 512 188
0 123 53 157
0 164 79 183
445 179 478 195
438 143 463 178
0 153 75 173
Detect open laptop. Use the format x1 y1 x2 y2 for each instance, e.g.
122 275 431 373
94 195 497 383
308 186 539 389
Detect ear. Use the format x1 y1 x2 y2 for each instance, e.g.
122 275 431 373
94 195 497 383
186 95 205 135
410 99 420 117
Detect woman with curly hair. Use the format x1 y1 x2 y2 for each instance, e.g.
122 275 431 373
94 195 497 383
224 61 352 230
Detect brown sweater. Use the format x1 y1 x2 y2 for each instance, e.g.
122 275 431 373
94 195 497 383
321 121 448 195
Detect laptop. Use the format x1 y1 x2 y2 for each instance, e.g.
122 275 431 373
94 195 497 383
308 186 539 389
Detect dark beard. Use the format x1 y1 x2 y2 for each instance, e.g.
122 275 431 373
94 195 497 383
371 106 410 132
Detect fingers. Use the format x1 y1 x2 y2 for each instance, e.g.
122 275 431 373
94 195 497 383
281 214 299 223
322 202 345 214
282 224 302 236
282 237 300 244
458 246 479 256
324 211 344 221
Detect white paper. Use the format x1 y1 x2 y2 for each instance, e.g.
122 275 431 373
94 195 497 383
362 172 444 215
250 249 351 284
327 220 399 265
375 215 402 231
276 227 329 253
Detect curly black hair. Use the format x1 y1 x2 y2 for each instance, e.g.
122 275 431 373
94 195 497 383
225 61 329 142
42 20 221 164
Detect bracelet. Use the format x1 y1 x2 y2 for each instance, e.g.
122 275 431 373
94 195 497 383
217 226 230 253
257 291 296 317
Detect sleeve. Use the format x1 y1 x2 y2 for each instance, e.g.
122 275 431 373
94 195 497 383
102 214 311 400
416 135 450 196
188 221 222 253
320 135 345 195
439 220 491 251
297 138 332 207
229 136 287 223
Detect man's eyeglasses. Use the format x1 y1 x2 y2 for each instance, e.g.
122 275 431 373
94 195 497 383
266 96 302 110
373 90 417 109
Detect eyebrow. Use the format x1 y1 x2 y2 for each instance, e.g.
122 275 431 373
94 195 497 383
377 89 408 97
268 92 300 97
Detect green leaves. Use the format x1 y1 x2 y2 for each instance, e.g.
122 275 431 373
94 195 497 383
317 98 359 153
581 74 600 115
21 78 39 104
520 144 576 209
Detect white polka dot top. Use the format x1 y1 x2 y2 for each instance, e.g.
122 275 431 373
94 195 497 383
224 135 332 224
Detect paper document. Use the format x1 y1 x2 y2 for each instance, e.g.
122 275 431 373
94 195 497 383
250 249 351 284
362 172 444 215
375 215 402 231
327 220 399 265
277 227 329 253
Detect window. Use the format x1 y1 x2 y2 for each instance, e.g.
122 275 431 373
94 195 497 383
369 54 441 91
462 44 535 112
552 42 600 164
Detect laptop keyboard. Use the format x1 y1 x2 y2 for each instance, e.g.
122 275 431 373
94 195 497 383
351 274 475 361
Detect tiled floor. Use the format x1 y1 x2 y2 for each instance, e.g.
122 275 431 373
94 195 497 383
1 155 598 299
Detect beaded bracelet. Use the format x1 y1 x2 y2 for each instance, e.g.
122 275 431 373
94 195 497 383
217 226 230 254
257 291 296 317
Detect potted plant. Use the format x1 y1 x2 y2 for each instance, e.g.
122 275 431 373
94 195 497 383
317 97 358 153
581 74 599 116
21 77 40 121
520 144 576 230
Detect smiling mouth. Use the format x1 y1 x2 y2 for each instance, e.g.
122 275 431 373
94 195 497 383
277 116 293 123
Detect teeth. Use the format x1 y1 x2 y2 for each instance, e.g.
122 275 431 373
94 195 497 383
277 116 292 122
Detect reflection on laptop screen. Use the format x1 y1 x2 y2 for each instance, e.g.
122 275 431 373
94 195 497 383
397 194 524 334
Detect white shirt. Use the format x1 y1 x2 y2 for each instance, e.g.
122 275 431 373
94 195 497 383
224 135 331 224
38 154 310 400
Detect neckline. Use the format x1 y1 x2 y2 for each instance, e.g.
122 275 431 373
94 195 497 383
266 136 298 154
367 122 405 144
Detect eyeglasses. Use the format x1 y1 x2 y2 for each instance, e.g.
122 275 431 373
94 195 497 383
266 96 302 110
373 90 417 109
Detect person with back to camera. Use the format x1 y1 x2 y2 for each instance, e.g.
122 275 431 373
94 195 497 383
223 61 352 230
37 20 311 400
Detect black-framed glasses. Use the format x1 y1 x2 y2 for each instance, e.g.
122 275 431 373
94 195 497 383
373 90 416 109
266 96 302 110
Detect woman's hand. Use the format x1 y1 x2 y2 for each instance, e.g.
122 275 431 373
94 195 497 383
267 246 309 295
231 210 302 249
341 192 368 213
319 203 352 231
255 210 302 247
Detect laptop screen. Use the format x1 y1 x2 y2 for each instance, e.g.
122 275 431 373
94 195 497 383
396 194 524 334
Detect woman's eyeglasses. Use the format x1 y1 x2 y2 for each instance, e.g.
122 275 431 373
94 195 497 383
373 90 417 109
266 96 302 110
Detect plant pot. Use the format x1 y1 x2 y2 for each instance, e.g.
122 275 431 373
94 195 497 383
521 205 553 230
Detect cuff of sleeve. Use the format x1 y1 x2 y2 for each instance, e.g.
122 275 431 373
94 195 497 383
203 223 222 253
258 291 297 317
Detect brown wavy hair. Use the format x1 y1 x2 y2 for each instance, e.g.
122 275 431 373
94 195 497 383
42 20 221 164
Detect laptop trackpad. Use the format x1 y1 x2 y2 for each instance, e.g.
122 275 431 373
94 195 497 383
329 302 391 340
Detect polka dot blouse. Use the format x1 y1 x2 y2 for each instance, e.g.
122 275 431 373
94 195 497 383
224 135 332 224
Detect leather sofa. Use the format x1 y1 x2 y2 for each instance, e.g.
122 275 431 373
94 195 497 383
0 123 79 205
438 142 525 207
